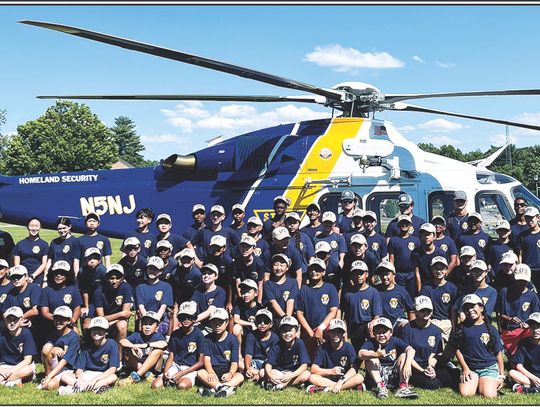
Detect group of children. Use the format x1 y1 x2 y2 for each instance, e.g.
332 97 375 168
0 190 539 399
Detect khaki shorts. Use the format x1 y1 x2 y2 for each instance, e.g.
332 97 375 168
431 319 452 342
166 362 197 386
0 362 36 380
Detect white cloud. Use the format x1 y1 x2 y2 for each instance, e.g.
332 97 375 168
304 44 404 72
435 61 455 69
219 105 257 118
161 103 331 136
397 125 416 133
142 134 188 144
417 118 464 132
421 135 462 146
490 133 518 146
412 56 425 64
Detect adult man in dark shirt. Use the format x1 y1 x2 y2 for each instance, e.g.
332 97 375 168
385 193 425 239
446 190 469 242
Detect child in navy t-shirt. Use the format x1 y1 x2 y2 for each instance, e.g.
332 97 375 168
232 279 262 355
76 213 112 267
244 309 279 383
262 254 298 327
77 248 107 329
307 319 365 394
191 263 226 335
509 312 540 393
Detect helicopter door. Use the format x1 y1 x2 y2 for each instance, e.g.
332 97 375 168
319 192 363 216
475 191 513 237
366 192 403 234
428 191 456 221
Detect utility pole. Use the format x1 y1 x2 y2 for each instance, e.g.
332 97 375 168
506 125 512 167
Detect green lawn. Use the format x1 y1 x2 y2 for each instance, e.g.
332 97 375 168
2 224 540 404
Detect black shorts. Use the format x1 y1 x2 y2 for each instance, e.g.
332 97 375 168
214 366 230 379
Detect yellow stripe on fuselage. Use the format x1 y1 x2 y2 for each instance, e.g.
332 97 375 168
284 117 364 210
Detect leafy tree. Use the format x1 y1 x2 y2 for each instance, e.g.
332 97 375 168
3 101 118 175
110 116 148 167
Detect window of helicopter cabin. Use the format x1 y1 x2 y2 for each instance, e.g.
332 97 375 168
365 192 403 234
475 191 512 238
428 191 455 220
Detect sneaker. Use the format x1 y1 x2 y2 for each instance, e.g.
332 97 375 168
144 372 155 383
376 385 389 398
198 387 216 397
58 385 75 396
305 384 323 394
118 376 134 387
215 385 236 398
5 380 22 388
130 371 142 382
36 383 44 390
528 386 540 394
356 383 367 392
261 381 276 391
94 385 111 394
513 383 524 393
395 385 418 399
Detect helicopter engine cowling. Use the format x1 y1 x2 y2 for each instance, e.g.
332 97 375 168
162 154 197 174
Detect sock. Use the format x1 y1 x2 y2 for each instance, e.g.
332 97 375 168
377 380 385 388
399 382 408 388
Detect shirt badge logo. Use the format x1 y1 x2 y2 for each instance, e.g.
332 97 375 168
441 293 451 304
188 342 197 353
389 298 398 309
23 297 31 308
440 244 448 252
408 242 415 251
427 335 436 347
223 350 231 361
115 295 123 305
361 299 370 310
522 302 530 312
96 241 104 250
18 343 24 354
283 291 290 301
321 294 330 305
462 222 468 230
207 298 214 306
480 332 490 345
0 294 5 304
101 354 109 363
155 291 163 301
254 248 262 257
292 355 299 364
330 241 338 250
372 242 380 251
340 356 348 367
63 245 70 254
145 240 152 249
32 245 40 254
478 239 486 248
63 294 72 304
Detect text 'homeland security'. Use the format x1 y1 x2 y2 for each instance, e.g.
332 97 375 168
18 174 99 184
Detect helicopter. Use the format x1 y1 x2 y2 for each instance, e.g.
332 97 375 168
6 19 540 239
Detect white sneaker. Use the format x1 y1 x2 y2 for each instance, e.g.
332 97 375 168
215 385 236 398
58 385 75 396
36 383 44 390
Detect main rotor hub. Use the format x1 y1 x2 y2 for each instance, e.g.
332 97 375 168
331 82 385 116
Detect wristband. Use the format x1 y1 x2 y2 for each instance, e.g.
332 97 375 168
318 323 327 332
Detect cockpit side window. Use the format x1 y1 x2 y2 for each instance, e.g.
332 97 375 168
475 191 512 238
428 191 455 221
366 192 403 234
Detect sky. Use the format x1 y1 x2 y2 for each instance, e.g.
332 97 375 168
2 5 540 162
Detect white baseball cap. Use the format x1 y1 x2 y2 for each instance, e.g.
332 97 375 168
528 312 540 325
363 211 377 221
210 235 227 247
468 212 483 223
525 206 540 217
147 256 164 270
210 205 225 215
430 256 448 267
0 259 8 269
156 240 173 251
156 213 172 223
272 227 290 241
247 216 263 226
240 234 256 247
279 315 299 328
351 209 365 219
495 219 511 230
461 293 484 308
123 237 141 247
500 251 518 264
328 319 347 332
106 263 124 276
470 260 487 272
3 306 23 319
273 195 289 205
239 279 259 292
232 203 245 212
9 265 27 277
420 223 436 234
209 307 229 321
89 316 110 330
53 306 73 319
178 301 197 316
431 215 446 225
192 204 205 213
459 246 476 257
397 214 412 224
141 311 161 322
376 260 396 273
271 253 291 266
373 317 393 330
351 260 368 272
84 247 102 258
414 295 433 311
308 257 326 270
285 212 301 222
322 211 337 223
514 264 532 282
51 260 71 272
307 202 321 211
201 263 219 275
350 233 367 245
175 248 195 259
315 241 331 253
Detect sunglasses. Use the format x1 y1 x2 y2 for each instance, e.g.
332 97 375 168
255 317 272 325
515 203 527 207
342 199 354 204
8 275 25 281
177 313 196 321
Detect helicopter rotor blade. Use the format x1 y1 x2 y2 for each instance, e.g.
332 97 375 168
20 20 344 103
36 94 325 103
388 102 540 132
385 89 540 103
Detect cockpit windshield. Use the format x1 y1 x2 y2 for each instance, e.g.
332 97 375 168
511 185 540 210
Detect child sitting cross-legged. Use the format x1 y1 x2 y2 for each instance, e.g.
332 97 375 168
509 312 540 393
243 309 279 383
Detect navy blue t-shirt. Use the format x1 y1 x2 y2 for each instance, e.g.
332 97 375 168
0 282 13 309
3 283 42 314
157 232 189 257
456 230 490 261
75 338 120 372
232 300 262 326
413 245 447 283
266 338 311 371
313 341 357 371
169 326 205 366
496 287 540 330
313 232 348 265
46 329 80 368
486 239 516 277
170 265 201 302
455 321 502 370
48 236 80 266
364 232 388 263
262 277 298 318
191 286 226 315
288 232 315 270
446 214 469 242
0 328 37 365
77 234 112 262
456 285 498 317
244 330 280 361
202 332 239 370
77 264 106 301
296 282 339 327
517 230 540 270
388 235 421 274
342 286 383 325
231 256 265 282
419 280 459 320
301 224 324 242
386 215 426 239
126 230 157 259
194 228 240 259
378 285 414 323
182 224 206 244
119 256 147 291
512 337 540 377
135 280 174 313
433 235 458 261
13 237 49 285
39 285 83 312
267 246 304 276
0 230 15 262
93 281 133 315
361 336 408 367
399 321 443 367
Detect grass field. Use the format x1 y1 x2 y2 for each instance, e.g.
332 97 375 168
2 224 540 404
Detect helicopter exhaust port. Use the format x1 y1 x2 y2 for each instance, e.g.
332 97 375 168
162 154 196 173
